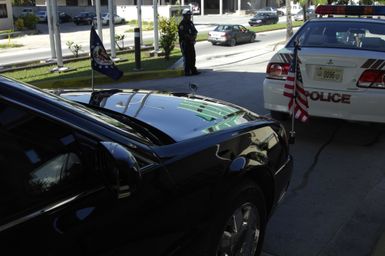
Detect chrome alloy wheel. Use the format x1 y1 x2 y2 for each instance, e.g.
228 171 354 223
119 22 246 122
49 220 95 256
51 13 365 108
216 202 260 256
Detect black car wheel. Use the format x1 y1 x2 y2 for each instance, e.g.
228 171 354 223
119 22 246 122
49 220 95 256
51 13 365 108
229 38 236 47
250 34 256 43
194 181 267 256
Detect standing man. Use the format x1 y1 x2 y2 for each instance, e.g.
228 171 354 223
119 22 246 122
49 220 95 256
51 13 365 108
178 9 200 76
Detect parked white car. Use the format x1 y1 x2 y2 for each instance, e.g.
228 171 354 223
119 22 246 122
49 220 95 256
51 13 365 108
263 5 385 123
277 3 301 15
36 10 47 22
94 13 126 25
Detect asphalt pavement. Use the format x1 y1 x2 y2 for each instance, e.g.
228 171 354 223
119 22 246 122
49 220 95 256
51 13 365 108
1 13 385 256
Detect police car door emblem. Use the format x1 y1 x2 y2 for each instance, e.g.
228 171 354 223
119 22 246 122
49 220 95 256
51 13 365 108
327 59 334 65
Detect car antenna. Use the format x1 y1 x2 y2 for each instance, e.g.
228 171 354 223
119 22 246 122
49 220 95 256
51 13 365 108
189 82 198 96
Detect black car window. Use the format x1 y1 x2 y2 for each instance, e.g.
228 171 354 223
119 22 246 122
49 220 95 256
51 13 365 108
0 99 91 223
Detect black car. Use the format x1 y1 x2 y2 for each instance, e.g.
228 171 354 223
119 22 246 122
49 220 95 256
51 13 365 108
73 11 96 25
208 24 256 46
0 75 293 255
58 11 72 23
249 12 279 26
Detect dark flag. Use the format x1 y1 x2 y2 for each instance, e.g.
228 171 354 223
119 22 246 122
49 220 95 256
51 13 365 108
90 26 123 80
283 43 309 122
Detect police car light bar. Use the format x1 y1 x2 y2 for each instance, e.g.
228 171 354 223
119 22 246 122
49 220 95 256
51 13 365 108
315 5 385 16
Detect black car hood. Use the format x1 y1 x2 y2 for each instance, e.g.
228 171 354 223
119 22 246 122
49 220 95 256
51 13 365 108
59 90 263 142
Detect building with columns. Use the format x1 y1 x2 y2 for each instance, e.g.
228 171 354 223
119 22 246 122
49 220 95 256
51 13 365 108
33 0 273 15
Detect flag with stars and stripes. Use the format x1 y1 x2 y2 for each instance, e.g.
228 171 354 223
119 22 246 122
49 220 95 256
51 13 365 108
90 26 123 80
283 44 309 122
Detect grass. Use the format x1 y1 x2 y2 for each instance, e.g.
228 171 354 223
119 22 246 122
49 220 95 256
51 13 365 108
2 21 304 88
2 49 183 89
0 43 24 49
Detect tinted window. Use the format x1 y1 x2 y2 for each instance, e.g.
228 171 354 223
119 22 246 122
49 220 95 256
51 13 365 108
0 100 89 222
289 20 385 52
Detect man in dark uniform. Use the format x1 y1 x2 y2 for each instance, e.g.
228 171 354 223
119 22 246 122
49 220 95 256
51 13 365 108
178 9 200 76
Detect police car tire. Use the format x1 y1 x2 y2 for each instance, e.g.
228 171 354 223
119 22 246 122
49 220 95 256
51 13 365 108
229 38 236 47
192 181 267 256
271 111 289 121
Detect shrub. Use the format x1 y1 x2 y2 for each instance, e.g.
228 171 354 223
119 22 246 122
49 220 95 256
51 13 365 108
22 14 39 30
15 18 25 30
158 16 178 60
115 34 126 50
66 41 83 58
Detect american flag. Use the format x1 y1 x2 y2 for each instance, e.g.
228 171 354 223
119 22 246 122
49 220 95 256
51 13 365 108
283 45 309 122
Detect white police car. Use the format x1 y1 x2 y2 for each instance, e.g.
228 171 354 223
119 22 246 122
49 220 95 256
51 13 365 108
263 5 385 123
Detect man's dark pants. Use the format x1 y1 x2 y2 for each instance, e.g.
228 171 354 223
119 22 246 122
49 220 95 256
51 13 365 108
181 42 197 75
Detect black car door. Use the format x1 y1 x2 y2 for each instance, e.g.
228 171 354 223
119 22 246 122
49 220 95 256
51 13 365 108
0 97 120 255
0 96 185 255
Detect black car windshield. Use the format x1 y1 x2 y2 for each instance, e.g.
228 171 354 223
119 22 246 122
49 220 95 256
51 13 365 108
254 13 270 18
288 20 385 52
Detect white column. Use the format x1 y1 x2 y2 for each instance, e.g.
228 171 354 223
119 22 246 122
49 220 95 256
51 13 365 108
201 0 204 15
137 0 143 45
153 0 159 55
219 0 223 15
108 0 116 58
52 0 63 68
95 0 103 42
237 0 241 13
46 0 56 59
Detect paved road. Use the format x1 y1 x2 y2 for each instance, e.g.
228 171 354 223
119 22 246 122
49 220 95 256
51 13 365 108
0 14 288 67
97 38 385 256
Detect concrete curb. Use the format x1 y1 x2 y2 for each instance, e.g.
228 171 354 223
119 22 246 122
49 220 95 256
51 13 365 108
32 68 184 89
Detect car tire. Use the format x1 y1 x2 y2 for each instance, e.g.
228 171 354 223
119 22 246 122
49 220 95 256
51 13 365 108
229 38 236 47
270 110 289 121
250 34 256 43
193 181 267 256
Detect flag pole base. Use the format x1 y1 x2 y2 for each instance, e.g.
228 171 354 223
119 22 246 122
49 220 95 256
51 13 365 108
289 130 296 144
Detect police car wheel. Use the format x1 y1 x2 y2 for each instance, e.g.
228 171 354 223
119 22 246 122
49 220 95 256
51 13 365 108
270 111 289 121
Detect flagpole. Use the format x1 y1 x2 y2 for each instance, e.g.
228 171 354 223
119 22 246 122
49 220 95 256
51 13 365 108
92 68 94 92
289 38 300 144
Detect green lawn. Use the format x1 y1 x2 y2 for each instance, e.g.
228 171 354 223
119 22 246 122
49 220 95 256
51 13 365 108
2 49 183 89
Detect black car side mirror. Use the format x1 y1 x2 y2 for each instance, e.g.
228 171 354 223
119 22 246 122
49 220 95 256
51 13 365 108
99 141 141 199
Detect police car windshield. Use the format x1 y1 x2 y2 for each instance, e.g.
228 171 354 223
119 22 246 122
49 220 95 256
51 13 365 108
289 20 385 52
